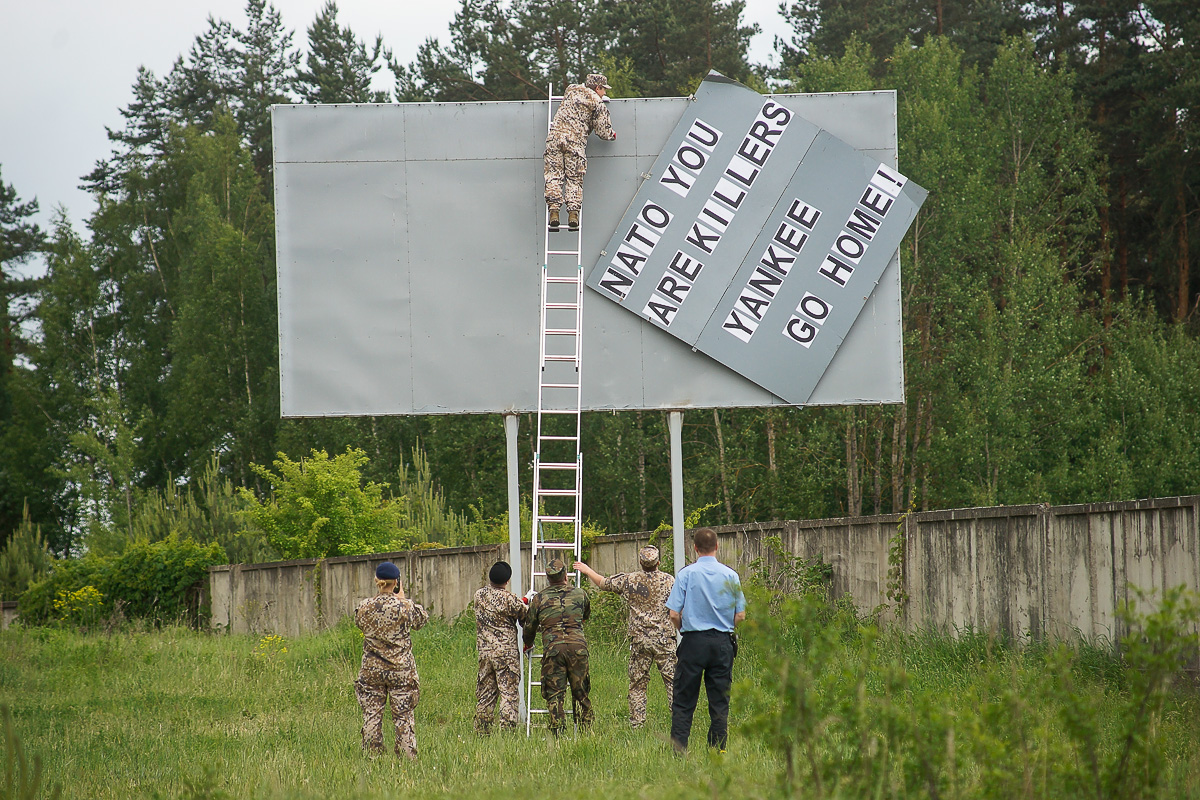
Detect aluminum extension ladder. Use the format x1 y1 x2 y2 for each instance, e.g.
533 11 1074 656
524 82 586 736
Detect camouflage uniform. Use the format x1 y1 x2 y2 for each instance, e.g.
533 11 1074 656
354 593 429 759
602 549 677 727
473 585 527 734
522 567 593 734
544 79 616 214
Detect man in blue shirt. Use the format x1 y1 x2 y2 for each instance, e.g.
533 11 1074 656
665 527 746 752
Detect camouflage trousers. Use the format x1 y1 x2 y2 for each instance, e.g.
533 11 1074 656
540 641 594 733
355 670 420 759
544 139 587 213
475 651 521 734
628 637 676 728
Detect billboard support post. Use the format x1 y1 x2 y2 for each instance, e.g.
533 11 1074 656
669 411 685 574
503 412 525 718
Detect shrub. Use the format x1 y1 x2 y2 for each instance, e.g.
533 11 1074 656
18 535 224 627
240 448 410 558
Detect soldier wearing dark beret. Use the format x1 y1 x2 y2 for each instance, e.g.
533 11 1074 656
473 561 527 734
354 561 428 758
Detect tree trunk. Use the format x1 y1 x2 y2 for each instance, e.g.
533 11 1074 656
636 411 648 531
1176 177 1191 321
892 402 907 512
873 408 883 515
846 407 861 517
713 408 733 524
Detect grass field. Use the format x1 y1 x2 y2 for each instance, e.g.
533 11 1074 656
3 589 1200 800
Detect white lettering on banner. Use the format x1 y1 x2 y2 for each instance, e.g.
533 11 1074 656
786 199 821 230
623 222 660 256
735 285 772 322
759 244 796 277
736 100 792 167
712 177 748 211
686 221 721 254
700 198 734 233
798 292 831 322
723 308 759 342
668 251 703 282
870 163 906 196
676 144 708 172
660 162 697 198
644 293 679 327
747 265 783 298
612 243 648 275
640 201 672 231
835 231 866 263
598 266 636 299
724 154 761 190
783 292 832 348
657 273 692 305
722 198 822 344
815 176 903 290
773 221 809 254
845 207 881 241
784 316 818 347
686 118 722 151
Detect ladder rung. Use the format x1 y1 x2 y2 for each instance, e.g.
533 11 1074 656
544 328 578 335
535 545 578 552
537 514 577 523
539 462 579 470
538 409 579 415
546 276 581 284
547 250 581 256
538 436 578 443
545 303 579 310
540 382 579 389
543 354 578 362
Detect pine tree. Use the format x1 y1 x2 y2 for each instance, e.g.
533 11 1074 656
296 1 391 103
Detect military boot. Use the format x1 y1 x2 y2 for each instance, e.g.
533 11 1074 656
548 207 560 231
568 210 579 231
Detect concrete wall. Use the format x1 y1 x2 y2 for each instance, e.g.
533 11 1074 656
208 496 1200 642
1 601 17 630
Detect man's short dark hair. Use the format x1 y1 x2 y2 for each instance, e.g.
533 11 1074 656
692 527 718 554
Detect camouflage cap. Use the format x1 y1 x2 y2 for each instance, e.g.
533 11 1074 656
545 558 567 579
585 73 611 90
638 546 660 569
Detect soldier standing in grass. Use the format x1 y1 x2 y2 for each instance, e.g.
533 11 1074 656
575 546 676 728
473 560 527 734
544 73 617 232
522 558 593 735
354 561 429 759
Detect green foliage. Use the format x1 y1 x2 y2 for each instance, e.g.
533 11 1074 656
18 535 223 627
738 579 1200 799
240 448 410 558
0 506 54 600
2 705 60 800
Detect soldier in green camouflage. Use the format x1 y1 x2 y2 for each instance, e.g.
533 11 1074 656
354 562 429 759
474 561 527 734
576 546 676 728
522 558 593 734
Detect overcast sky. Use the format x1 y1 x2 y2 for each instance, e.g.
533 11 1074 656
0 0 791 251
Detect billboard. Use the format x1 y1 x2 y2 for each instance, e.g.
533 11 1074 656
272 88 912 416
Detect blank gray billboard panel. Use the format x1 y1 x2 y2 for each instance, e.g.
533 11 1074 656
273 92 906 416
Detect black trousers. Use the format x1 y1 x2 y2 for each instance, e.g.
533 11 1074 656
670 629 735 750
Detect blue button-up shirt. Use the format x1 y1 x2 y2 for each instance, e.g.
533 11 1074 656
665 556 746 633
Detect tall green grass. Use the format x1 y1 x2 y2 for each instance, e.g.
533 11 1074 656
2 595 1198 800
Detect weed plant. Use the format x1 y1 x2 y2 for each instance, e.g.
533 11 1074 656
2 585 1198 799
